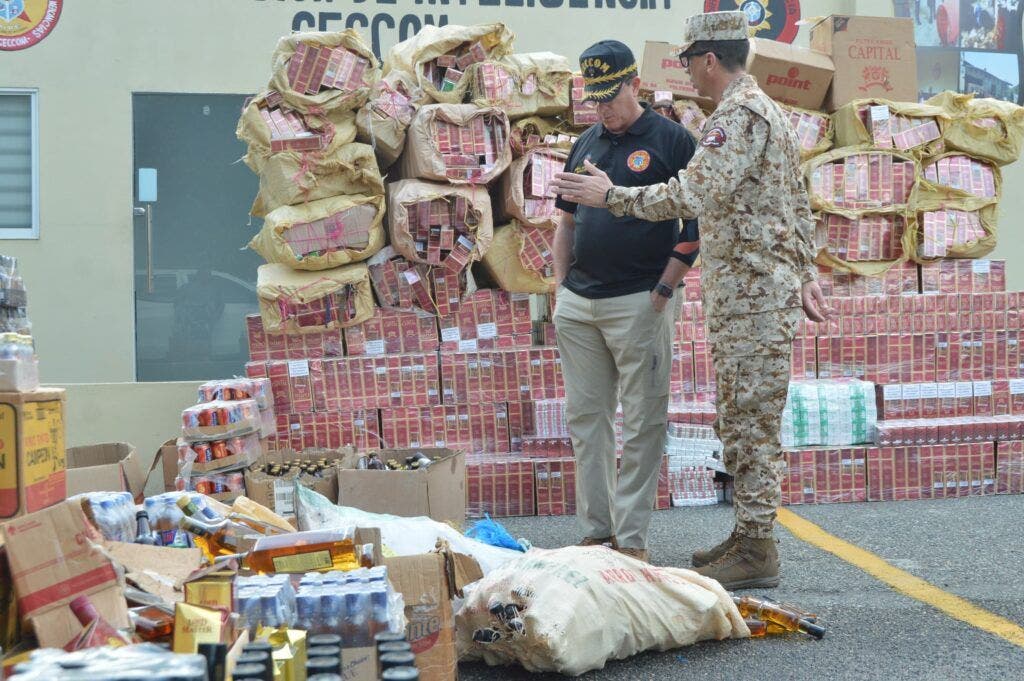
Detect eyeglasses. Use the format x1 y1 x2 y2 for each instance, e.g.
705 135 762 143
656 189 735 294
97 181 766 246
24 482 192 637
679 51 712 70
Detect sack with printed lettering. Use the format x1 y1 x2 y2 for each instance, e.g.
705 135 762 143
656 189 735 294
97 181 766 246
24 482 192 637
456 546 747 676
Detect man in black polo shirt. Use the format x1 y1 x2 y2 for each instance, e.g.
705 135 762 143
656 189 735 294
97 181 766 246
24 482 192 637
553 40 699 563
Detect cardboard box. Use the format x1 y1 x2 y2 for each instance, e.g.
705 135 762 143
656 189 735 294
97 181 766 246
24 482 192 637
66 442 146 502
0 500 129 648
810 15 917 111
104 542 204 605
781 447 867 505
639 41 712 107
385 549 480 681
0 358 39 392
465 455 535 517
336 448 465 524
746 38 834 110
0 388 67 520
245 447 358 520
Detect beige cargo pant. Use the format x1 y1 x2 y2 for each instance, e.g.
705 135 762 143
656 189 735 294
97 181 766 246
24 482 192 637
554 286 674 549
708 308 802 539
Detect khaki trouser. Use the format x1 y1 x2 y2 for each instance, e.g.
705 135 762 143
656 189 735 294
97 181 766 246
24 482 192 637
553 286 675 549
708 308 802 539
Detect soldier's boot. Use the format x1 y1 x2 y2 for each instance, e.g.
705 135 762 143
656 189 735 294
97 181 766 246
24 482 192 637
693 535 780 590
691 528 740 568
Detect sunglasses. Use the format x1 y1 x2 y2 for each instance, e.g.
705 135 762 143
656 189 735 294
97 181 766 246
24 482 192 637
678 51 713 69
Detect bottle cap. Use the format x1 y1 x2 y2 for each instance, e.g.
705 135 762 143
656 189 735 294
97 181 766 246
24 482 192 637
308 633 343 647
379 651 416 670
378 641 412 655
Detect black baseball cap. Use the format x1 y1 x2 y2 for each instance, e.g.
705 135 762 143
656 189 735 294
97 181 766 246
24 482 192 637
579 40 638 103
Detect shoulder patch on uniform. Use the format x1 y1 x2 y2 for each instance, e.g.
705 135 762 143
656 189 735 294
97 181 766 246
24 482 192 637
701 127 727 148
626 149 651 172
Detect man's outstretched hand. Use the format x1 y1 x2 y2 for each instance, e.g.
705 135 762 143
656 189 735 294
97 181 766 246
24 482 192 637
551 160 614 208
801 280 833 323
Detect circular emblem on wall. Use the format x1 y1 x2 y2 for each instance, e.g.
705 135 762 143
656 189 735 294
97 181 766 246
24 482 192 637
0 0 62 51
627 149 651 172
704 0 801 44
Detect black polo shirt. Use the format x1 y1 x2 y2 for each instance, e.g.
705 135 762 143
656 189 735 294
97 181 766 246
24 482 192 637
556 104 699 299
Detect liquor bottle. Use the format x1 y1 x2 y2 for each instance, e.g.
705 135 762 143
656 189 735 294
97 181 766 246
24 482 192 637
743 618 789 637
178 516 248 562
130 604 175 641
733 596 825 639
243 529 359 574
134 510 158 545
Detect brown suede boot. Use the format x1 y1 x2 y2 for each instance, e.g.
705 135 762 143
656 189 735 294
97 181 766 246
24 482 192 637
693 535 780 589
691 529 740 568
577 536 617 549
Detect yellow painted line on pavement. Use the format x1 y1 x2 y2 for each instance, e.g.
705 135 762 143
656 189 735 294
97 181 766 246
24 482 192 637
777 507 1024 649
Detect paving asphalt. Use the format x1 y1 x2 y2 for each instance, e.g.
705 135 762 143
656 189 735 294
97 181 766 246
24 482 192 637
458 495 1024 680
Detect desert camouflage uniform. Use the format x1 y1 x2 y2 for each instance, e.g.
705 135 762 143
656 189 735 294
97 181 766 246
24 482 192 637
606 74 817 538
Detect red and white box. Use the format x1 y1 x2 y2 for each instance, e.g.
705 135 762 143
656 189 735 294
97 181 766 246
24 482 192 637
466 455 536 517
246 360 317 414
505 400 536 450
534 458 576 516
440 350 522 405
438 290 531 352
314 353 440 412
515 347 565 401
996 440 1024 494
246 314 344 361
343 307 439 356
866 443 995 501
268 409 379 451
781 447 868 505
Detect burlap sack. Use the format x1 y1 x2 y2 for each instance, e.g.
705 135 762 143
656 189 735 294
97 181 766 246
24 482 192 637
386 178 493 264
781 103 833 161
236 93 358 177
673 99 709 142
257 262 374 334
510 117 574 157
499 147 567 229
399 104 512 185
355 71 423 169
911 151 1002 261
927 91 1024 166
249 194 386 271
384 23 515 105
456 546 747 676
480 222 555 294
268 30 380 114
250 141 383 218
466 53 572 120
802 147 920 275
832 99 949 158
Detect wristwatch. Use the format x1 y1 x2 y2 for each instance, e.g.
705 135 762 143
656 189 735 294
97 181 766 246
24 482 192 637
654 282 674 299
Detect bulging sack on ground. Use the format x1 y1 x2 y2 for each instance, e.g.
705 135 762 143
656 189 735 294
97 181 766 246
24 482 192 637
253 141 383 218
481 222 555 294
257 262 374 333
832 99 948 157
387 178 494 266
268 30 380 114
913 151 1001 260
782 104 832 160
355 71 422 169
400 103 512 184
803 148 919 275
384 23 515 105
927 91 1024 166
499 147 565 229
249 193 386 270
466 53 572 120
456 546 748 676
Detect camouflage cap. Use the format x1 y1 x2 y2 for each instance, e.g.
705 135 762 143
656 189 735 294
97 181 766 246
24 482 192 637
675 11 749 57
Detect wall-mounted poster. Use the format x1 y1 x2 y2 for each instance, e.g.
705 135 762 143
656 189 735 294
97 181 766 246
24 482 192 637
895 0 1022 104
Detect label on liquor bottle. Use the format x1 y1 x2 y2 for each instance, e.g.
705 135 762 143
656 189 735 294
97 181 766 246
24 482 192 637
271 549 334 572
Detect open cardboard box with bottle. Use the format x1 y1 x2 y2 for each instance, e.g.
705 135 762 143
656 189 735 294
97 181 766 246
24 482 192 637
335 447 467 525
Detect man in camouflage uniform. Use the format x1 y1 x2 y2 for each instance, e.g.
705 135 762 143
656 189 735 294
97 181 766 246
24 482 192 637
551 10 831 589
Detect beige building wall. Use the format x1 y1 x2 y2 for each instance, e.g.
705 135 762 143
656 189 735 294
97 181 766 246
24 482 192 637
2 0 1022 476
